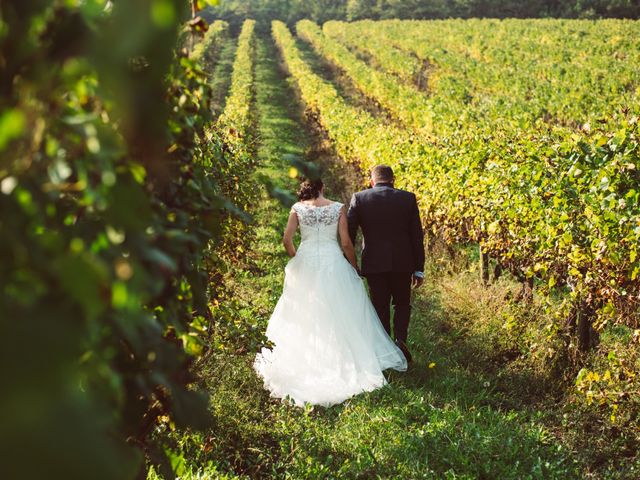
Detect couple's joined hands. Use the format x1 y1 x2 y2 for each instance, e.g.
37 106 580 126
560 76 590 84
411 274 424 289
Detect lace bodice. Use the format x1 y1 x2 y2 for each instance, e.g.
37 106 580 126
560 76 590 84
292 201 344 245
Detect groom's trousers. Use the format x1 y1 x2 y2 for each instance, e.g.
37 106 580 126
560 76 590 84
366 272 412 346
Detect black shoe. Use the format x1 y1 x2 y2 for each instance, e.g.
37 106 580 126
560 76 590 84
396 340 413 363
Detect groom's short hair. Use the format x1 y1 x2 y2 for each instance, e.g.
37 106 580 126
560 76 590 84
371 165 394 182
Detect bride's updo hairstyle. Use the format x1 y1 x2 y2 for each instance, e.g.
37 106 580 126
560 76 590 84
297 178 323 201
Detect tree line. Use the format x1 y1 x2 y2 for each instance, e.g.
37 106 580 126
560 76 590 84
205 0 640 29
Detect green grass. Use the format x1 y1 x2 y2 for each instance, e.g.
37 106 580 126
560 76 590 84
209 37 238 116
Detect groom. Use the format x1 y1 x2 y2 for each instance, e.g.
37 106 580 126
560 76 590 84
347 165 425 362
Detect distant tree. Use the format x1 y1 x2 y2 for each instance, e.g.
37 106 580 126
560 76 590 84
307 0 348 23
208 0 640 23
378 0 449 19
575 0 640 17
346 0 380 20
447 0 475 17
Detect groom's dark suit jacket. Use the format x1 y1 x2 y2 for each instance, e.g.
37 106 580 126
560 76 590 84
347 182 425 275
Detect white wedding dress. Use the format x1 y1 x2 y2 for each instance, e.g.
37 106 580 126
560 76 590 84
254 201 407 407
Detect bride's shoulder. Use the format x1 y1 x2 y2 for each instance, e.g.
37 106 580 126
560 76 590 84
328 200 345 214
324 199 344 208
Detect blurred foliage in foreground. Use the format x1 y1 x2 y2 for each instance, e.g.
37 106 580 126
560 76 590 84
0 1 242 478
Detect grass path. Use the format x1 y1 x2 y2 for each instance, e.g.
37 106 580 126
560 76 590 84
191 33 582 479
209 37 238 116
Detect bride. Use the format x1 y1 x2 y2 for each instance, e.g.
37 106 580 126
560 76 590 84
254 178 407 407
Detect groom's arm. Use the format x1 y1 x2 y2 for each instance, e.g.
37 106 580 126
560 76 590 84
409 193 425 273
347 193 359 246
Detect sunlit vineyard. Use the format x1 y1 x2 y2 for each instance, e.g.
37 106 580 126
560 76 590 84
294 18 640 419
2 2 639 478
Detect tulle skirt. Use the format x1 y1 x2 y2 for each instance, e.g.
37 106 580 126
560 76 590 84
254 243 407 407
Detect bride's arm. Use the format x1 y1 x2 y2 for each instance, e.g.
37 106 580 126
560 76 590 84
283 209 298 257
338 206 358 270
